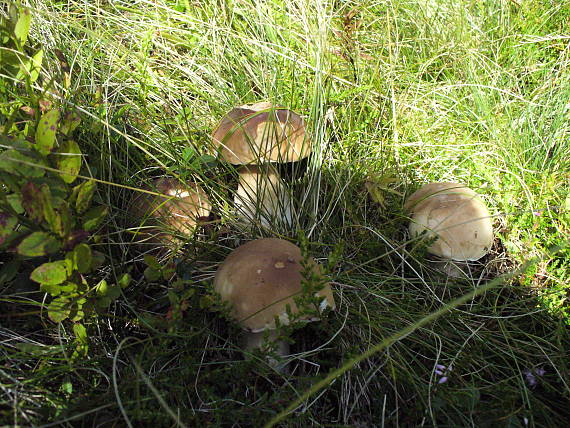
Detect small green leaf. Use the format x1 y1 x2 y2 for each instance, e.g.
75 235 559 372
95 279 109 296
182 146 196 161
54 139 82 184
35 110 60 155
21 181 44 222
60 111 81 136
75 179 96 214
13 7 31 46
6 193 24 214
40 283 62 296
144 266 161 282
91 250 105 270
61 380 73 395
82 205 108 231
0 258 20 285
0 149 46 177
118 273 131 289
106 284 121 300
48 296 71 322
17 232 61 257
73 243 92 274
0 212 18 246
28 49 43 83
30 260 69 285
73 323 87 342
60 282 78 293
95 296 112 309
143 254 161 270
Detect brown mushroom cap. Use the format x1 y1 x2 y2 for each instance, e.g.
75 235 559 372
234 165 293 228
404 182 493 261
128 177 211 246
211 102 309 165
213 238 335 332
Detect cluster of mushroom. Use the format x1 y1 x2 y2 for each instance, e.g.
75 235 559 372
126 101 496 371
127 102 334 369
127 102 310 248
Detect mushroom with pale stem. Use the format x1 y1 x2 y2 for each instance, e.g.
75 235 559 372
213 238 335 368
211 101 310 165
404 182 494 262
234 165 293 229
127 177 211 250
212 102 309 229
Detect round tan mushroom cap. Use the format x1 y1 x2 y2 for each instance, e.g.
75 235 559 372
128 177 211 246
211 102 309 165
404 182 493 261
213 238 335 332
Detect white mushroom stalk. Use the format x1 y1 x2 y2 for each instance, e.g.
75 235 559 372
234 165 293 229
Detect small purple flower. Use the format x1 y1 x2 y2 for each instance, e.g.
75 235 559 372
524 367 545 387
533 211 542 216
434 364 452 384
524 369 537 387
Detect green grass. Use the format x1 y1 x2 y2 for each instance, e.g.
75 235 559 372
1 0 569 426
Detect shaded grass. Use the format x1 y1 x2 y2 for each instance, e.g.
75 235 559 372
1 0 569 426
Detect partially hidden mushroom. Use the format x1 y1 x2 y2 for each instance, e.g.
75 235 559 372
127 177 211 251
234 165 293 229
404 182 494 263
213 238 335 369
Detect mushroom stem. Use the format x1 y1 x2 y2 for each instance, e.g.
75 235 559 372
243 330 290 372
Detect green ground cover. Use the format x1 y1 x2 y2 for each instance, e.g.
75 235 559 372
1 0 569 426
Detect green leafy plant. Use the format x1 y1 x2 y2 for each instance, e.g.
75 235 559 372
0 4 123 323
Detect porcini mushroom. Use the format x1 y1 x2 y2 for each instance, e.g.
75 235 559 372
212 102 309 230
234 165 293 229
404 182 493 261
213 238 335 368
211 102 310 165
127 177 211 250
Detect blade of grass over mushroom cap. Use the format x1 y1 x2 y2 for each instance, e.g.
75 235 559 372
211 102 310 165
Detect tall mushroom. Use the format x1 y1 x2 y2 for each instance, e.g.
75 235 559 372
211 102 310 229
127 177 211 251
213 238 335 368
404 182 494 273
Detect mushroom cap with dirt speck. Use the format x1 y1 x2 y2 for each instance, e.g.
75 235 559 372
211 102 309 165
128 177 211 247
404 182 494 261
213 238 335 332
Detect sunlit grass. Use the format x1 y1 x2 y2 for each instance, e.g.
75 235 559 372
1 0 569 426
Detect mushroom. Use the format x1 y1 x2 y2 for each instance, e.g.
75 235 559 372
213 238 335 369
211 101 310 165
127 177 211 250
233 165 293 229
212 102 310 230
404 182 494 262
